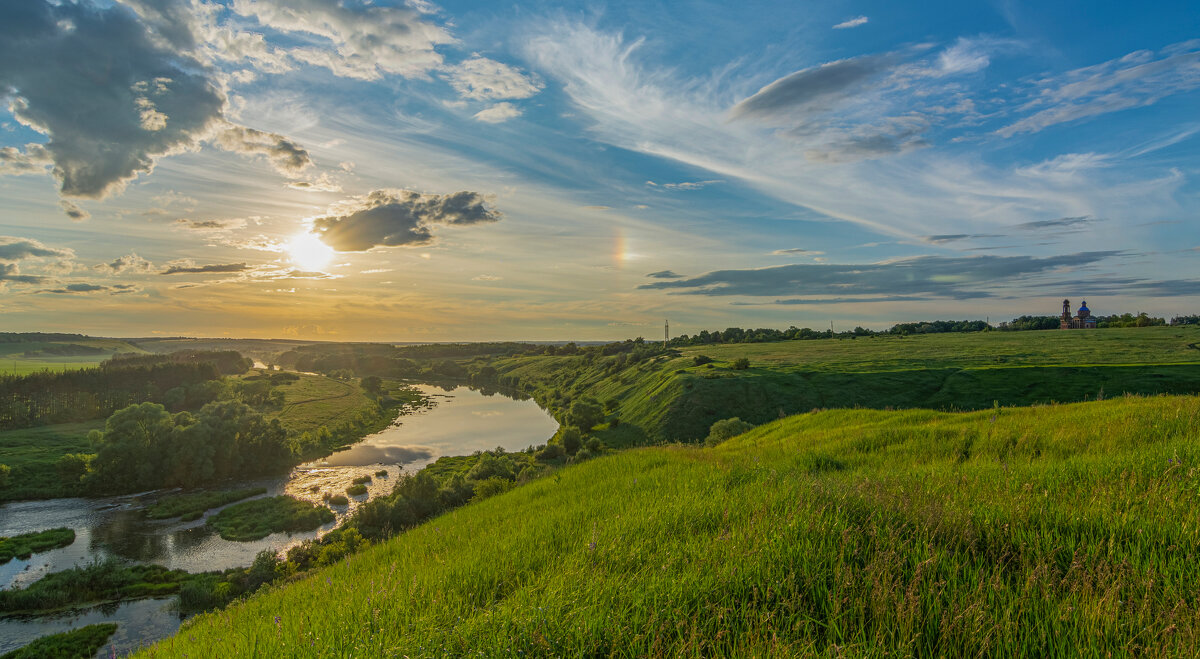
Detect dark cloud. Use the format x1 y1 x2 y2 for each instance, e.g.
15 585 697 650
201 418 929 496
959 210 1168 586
0 1 310 200
161 262 249 275
771 248 824 255
1016 216 1094 231
730 54 895 122
38 282 139 294
0 237 73 262
645 270 684 279
0 263 47 284
638 252 1121 298
921 234 1004 244
60 200 90 222
0 1 225 198
734 295 936 305
213 124 312 177
312 189 501 252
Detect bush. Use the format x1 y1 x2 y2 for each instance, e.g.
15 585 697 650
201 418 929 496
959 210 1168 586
693 355 713 366
536 443 565 462
585 437 603 453
346 483 368 496
567 398 604 430
351 475 372 485
705 417 755 446
471 477 513 501
732 357 750 370
559 427 583 455
327 495 349 506
374 469 388 477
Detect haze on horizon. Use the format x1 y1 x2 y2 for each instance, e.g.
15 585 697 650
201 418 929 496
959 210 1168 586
0 0 1197 343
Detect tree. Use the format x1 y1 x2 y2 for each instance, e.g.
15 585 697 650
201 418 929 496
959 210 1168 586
732 357 750 370
567 398 603 431
360 376 383 394
559 427 583 455
705 417 754 446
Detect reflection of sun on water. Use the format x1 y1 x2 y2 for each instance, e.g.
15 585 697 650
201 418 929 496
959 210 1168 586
287 232 335 271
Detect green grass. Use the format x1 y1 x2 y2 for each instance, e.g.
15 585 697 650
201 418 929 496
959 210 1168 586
345 483 368 496
206 496 335 541
144 488 268 520
267 373 378 434
0 560 193 614
137 395 1200 657
0 623 117 659
490 326 1200 444
0 528 75 564
0 422 100 501
0 337 147 376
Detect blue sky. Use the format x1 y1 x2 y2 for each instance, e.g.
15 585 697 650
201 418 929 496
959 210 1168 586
0 0 1197 340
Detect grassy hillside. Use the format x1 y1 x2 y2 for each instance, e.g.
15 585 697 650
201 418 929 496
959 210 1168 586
138 394 1200 657
488 327 1200 444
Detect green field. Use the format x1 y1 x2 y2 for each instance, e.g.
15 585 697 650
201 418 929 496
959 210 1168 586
489 326 1200 444
0 337 147 375
137 394 1200 657
0 422 100 501
265 372 378 434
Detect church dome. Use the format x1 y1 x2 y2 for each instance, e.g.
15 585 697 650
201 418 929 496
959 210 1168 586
1078 300 1090 316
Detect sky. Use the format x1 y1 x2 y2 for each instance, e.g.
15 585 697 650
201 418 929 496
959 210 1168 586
0 0 1197 341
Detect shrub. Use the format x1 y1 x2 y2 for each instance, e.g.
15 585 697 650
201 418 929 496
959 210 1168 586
536 443 565 462
374 469 388 477
471 477 513 501
732 357 750 370
585 437 603 453
346 484 368 496
327 495 349 506
693 355 713 366
560 427 583 455
705 417 755 446
351 475 372 485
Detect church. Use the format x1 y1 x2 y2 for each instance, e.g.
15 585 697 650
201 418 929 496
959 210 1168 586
1060 299 1097 329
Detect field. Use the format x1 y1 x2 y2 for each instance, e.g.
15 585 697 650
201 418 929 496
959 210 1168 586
137 394 1200 657
0 422 100 501
265 373 378 434
490 326 1200 444
0 337 147 375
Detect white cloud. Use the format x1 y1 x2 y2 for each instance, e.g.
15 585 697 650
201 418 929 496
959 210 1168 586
449 57 543 100
833 16 868 30
229 0 454 80
998 40 1200 137
473 102 522 123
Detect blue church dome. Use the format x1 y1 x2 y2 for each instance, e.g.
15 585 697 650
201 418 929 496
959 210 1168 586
1078 301 1089 312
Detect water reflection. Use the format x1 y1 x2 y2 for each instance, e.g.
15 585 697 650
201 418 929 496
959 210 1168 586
0 384 557 656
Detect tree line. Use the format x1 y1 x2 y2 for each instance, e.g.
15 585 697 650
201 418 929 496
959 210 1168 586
0 362 221 430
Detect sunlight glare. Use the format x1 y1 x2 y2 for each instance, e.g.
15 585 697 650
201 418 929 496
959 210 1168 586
287 232 335 271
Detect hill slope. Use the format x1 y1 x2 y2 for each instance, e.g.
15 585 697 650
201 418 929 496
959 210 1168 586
139 395 1200 657
487 327 1200 444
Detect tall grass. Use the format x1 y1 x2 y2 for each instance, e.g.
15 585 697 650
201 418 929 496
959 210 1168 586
138 394 1200 657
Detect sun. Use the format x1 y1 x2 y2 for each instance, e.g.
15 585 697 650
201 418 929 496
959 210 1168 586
287 232 335 271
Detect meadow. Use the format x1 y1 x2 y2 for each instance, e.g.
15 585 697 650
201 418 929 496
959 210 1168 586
0 337 146 376
0 422 100 500
136 394 1200 657
489 326 1200 445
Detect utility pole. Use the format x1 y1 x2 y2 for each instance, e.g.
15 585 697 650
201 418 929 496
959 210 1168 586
664 319 669 343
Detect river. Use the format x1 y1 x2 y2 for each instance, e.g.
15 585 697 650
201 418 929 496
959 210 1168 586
0 383 558 656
